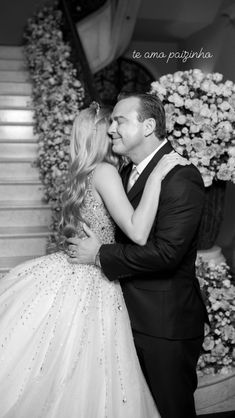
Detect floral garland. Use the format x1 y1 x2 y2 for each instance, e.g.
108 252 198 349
150 69 235 187
24 4 85 249
196 259 235 376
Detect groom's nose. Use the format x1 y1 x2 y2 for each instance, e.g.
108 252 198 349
108 120 116 136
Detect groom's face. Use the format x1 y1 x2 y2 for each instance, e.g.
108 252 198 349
108 97 145 158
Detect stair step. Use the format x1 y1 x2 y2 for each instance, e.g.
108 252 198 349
0 124 37 140
0 142 38 158
0 121 33 127
0 179 44 200
0 46 24 60
0 71 30 83
0 255 41 275
0 200 51 227
0 59 26 71
0 159 39 179
0 109 34 123
0 95 33 108
0 225 50 237
0 82 32 95
0 226 50 257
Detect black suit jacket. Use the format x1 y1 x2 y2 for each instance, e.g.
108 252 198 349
100 141 208 339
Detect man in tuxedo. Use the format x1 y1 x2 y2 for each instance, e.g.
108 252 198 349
68 92 208 417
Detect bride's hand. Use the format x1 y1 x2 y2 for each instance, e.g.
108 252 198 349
150 151 190 181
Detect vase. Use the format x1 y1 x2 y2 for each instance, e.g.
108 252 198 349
197 181 226 251
195 368 235 414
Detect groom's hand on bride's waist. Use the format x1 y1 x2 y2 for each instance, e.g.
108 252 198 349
66 224 101 266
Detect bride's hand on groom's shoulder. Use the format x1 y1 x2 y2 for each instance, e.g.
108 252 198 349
151 151 190 181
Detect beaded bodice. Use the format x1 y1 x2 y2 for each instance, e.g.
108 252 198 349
79 171 116 245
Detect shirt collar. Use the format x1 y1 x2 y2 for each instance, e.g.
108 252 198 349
134 139 168 175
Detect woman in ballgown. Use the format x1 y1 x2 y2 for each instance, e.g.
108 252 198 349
0 103 188 418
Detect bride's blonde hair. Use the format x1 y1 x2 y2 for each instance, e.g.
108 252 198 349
60 105 118 236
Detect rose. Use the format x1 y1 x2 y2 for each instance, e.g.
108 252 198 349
203 336 214 351
168 92 184 107
191 137 207 152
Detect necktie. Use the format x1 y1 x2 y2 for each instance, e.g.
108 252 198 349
127 165 139 192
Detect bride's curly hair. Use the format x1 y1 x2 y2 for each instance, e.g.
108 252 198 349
59 105 119 239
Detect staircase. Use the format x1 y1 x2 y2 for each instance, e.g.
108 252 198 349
0 46 51 279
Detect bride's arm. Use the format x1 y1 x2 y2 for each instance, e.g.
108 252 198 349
94 153 188 245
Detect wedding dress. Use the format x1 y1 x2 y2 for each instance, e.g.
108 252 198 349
0 172 160 418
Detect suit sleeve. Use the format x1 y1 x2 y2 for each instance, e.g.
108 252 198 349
100 167 205 281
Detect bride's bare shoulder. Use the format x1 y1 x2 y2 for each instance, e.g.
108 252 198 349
94 162 119 178
93 163 121 192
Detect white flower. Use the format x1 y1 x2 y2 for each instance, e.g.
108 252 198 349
173 130 181 137
219 101 231 112
201 80 211 92
192 138 207 152
185 99 193 109
203 176 213 187
168 93 184 107
202 131 213 142
150 69 235 185
212 73 223 82
201 156 211 166
193 113 204 125
217 164 232 181
200 106 211 118
192 69 204 82
157 85 167 96
203 336 215 351
177 85 189 96
228 146 235 157
176 115 186 125
173 72 183 83
218 121 233 132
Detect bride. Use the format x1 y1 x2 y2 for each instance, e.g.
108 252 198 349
0 103 188 418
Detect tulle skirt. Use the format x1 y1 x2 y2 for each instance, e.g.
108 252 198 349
0 252 159 417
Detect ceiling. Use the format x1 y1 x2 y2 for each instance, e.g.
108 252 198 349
133 0 232 42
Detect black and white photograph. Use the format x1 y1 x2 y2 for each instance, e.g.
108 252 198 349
0 0 235 417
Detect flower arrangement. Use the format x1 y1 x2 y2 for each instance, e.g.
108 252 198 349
196 258 235 376
150 69 235 186
24 4 85 249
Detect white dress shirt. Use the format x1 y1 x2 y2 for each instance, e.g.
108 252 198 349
134 139 168 176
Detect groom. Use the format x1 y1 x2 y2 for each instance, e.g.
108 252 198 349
68 92 208 418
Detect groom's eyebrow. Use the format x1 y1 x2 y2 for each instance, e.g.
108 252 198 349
109 115 127 124
113 116 127 122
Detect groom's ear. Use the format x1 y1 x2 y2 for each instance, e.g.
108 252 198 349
143 118 156 137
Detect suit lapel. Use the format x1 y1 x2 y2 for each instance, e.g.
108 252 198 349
128 141 174 201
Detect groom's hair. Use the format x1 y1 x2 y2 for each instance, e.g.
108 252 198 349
117 92 166 140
